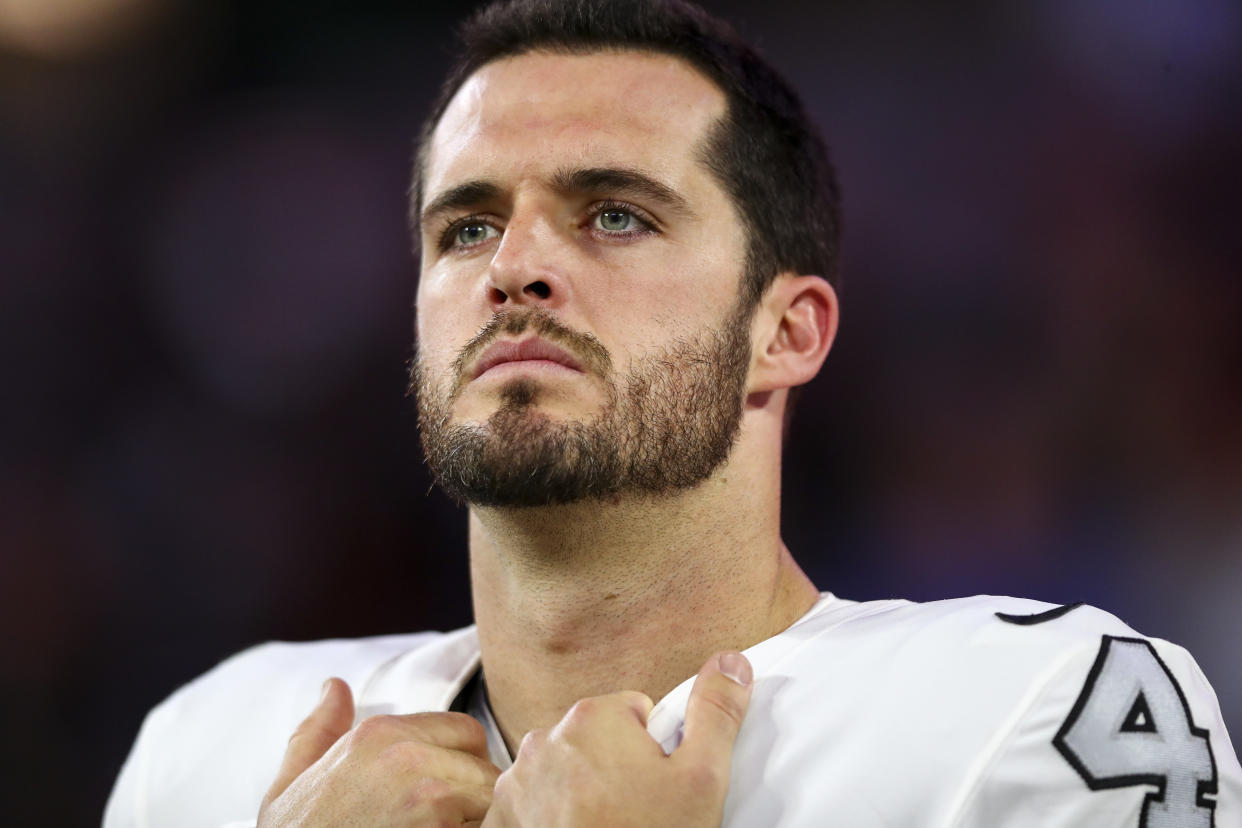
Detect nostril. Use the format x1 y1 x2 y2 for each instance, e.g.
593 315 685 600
524 281 551 300
489 286 509 304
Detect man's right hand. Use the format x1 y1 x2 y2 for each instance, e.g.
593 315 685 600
257 678 502 827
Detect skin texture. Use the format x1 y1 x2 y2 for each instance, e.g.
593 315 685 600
258 679 500 827
482 653 755 828
261 655 755 827
262 49 839 826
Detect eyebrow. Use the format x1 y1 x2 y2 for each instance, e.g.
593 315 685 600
420 180 503 227
420 166 695 229
550 166 694 218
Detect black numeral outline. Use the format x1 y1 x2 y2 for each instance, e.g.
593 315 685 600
1053 635 1218 827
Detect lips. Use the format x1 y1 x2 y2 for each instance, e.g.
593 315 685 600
471 337 585 379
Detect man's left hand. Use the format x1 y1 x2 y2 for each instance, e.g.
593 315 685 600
482 651 754 828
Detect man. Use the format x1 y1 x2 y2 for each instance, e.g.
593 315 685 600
107 0 1241 825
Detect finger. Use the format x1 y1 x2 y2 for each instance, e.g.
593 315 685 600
387 710 493 761
514 727 543 761
383 740 503 788
676 651 753 769
434 782 495 824
553 691 655 742
263 677 354 805
613 689 656 726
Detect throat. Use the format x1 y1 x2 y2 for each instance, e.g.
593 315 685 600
463 464 819 756
471 534 819 755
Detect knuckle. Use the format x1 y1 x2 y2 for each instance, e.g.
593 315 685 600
411 710 485 744
491 768 519 805
618 690 651 710
568 696 601 718
286 717 317 747
682 760 727 798
409 778 469 828
376 739 429 772
413 709 473 729
516 728 545 759
411 775 454 802
446 710 487 740
558 700 592 733
349 714 398 747
697 687 746 728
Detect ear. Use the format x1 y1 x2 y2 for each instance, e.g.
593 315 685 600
748 274 838 394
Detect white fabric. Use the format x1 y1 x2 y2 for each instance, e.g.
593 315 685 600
104 594 1242 827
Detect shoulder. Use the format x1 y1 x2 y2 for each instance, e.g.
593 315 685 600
790 594 1157 679
765 593 1152 727
802 593 1134 640
894 598 1242 826
165 631 445 708
787 594 1231 761
806 595 1229 717
105 628 477 828
722 594 1242 826
146 630 456 748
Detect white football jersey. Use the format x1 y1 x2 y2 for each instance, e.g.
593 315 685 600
105 594 1242 827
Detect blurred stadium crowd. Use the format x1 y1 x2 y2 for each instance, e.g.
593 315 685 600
1 0 1239 823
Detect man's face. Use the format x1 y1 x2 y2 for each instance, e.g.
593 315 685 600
413 50 755 506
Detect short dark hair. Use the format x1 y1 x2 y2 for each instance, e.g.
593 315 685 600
410 0 842 307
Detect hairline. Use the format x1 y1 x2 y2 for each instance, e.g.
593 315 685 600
411 40 798 438
413 45 750 253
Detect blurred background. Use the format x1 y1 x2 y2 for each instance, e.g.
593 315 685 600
1 0 1239 823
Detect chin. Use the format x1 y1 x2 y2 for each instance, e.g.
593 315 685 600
457 394 601 429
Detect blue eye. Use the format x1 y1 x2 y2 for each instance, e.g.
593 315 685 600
455 222 498 247
596 209 634 232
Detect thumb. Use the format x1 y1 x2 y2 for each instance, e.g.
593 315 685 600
676 652 753 770
262 677 355 806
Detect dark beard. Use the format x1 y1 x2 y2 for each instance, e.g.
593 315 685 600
413 302 753 508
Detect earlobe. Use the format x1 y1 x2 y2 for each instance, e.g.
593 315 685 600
749 274 838 394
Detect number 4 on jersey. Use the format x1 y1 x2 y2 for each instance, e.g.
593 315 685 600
1054 636 1219 827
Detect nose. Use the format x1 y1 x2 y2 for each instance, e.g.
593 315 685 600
484 212 569 311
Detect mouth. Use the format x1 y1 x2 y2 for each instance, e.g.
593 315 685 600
471 337 586 379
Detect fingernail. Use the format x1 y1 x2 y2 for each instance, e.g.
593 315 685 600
718 652 752 687
320 679 333 701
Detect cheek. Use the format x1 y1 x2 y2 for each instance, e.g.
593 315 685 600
416 277 474 365
602 269 735 341
626 236 741 315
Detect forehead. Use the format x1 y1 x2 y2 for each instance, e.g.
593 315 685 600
423 50 728 200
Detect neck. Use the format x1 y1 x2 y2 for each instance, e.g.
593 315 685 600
467 437 819 754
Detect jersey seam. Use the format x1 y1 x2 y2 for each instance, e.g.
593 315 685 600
760 599 913 674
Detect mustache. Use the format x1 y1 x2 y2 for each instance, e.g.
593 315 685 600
448 307 613 398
